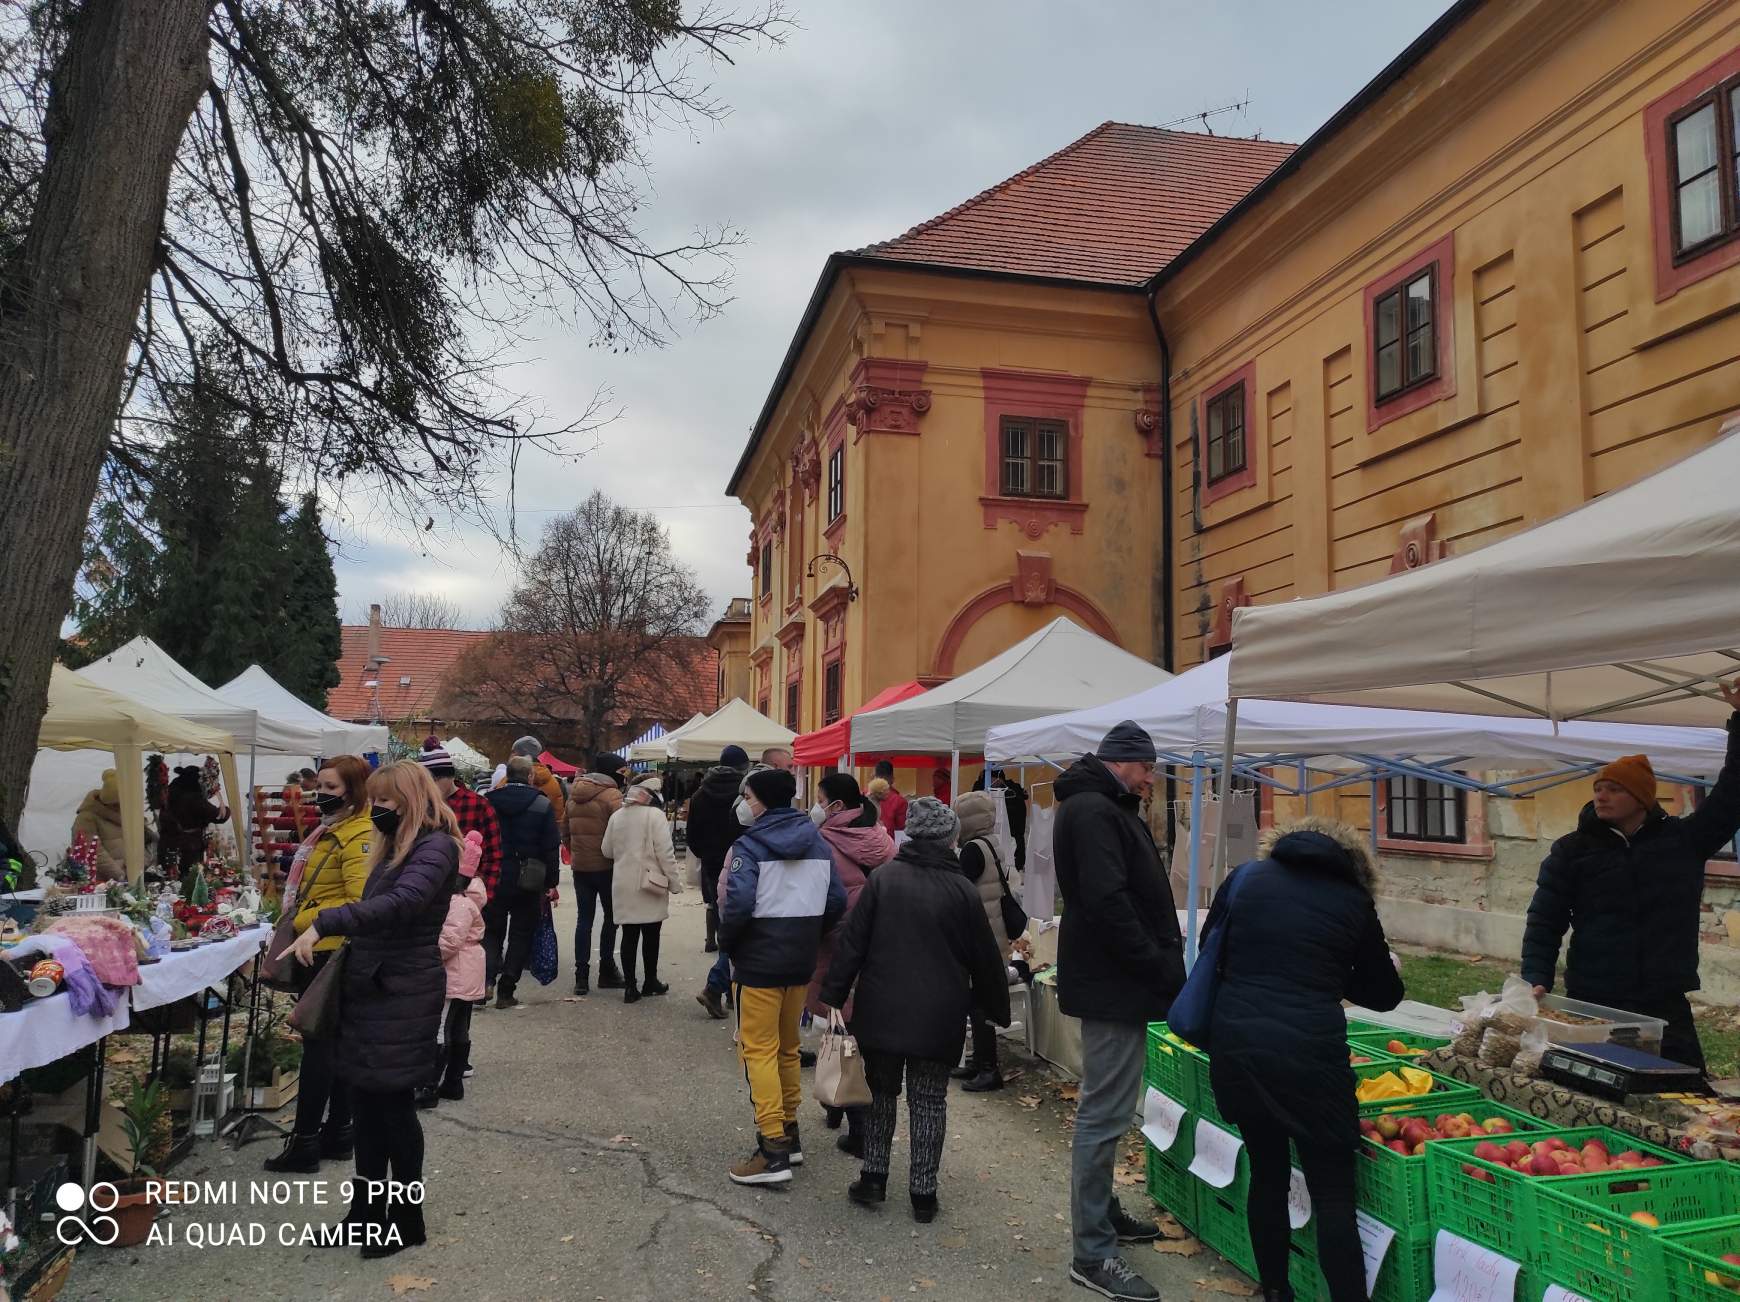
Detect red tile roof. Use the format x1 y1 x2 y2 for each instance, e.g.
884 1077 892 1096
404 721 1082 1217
855 123 1295 287
328 626 491 723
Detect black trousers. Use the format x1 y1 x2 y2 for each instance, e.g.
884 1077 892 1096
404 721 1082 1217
433 998 472 1087
292 950 351 1137
970 1010 1000 1073
572 871 616 974
1244 1117 1366 1302
351 1087 424 1202
1638 991 1707 1072
620 922 662 987
484 892 540 995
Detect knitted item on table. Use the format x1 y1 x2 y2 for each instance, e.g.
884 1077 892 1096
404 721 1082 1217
44 915 142 988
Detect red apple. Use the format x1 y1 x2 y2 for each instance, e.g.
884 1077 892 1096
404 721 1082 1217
1389 1139 1410 1155
1483 1118 1515 1136
1375 1115 1402 1141
1505 1140 1532 1162
1640 1157 1666 1168
1472 1141 1506 1164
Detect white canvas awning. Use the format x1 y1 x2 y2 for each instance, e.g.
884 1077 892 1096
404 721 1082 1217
217 665 389 760
985 655 1734 776
23 667 244 881
1224 424 1740 727
665 699 793 763
849 617 1172 755
630 712 707 763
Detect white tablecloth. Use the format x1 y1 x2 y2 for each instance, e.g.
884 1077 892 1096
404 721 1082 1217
130 928 269 1012
0 991 129 1085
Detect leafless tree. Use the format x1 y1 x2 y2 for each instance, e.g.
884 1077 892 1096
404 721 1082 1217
0 0 785 820
437 491 709 761
378 591 466 631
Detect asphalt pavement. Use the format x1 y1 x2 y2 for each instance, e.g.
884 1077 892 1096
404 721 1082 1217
69 890 1245 1301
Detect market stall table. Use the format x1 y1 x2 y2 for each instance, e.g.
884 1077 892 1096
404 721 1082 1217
0 991 129 1086
130 927 270 1012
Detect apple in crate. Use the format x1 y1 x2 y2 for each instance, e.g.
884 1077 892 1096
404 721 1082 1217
1482 1116 1515 1135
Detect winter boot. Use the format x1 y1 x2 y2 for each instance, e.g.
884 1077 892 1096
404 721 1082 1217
438 1043 468 1101
573 966 589 996
910 1191 939 1224
728 1134 794 1186
696 988 727 1019
263 1132 322 1174
597 958 625 990
848 1171 887 1207
641 977 669 996
704 905 719 953
963 1067 1005 1093
949 1059 979 1081
361 1200 426 1259
785 1122 803 1166
318 1121 355 1161
413 1085 439 1110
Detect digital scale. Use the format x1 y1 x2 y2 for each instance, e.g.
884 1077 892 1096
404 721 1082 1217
1540 1042 1706 1101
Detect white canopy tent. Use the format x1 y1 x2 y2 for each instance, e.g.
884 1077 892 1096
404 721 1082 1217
27 667 242 881
1212 424 1740 916
442 736 492 775
850 616 1174 794
630 712 708 763
25 638 328 871
1225 424 1740 727
665 699 793 763
217 665 389 761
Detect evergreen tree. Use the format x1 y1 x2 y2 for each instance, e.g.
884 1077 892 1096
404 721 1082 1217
275 494 343 708
194 454 287 685
66 497 159 666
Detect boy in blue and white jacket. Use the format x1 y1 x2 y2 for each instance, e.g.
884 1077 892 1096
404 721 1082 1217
719 767 846 1185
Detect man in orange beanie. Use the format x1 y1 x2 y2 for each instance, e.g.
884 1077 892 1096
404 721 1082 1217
1522 681 1740 1070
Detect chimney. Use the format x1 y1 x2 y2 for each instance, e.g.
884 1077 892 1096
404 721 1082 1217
368 603 383 664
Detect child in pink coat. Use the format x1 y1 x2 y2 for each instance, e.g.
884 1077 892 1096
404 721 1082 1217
419 831 487 1107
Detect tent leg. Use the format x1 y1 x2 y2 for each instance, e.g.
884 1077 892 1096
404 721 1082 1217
1370 778 1381 856
950 750 960 805
116 745 146 883
1185 757 1205 969
247 745 258 873
1210 702 1240 890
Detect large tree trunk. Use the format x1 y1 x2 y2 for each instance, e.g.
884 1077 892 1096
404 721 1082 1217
0 1 209 826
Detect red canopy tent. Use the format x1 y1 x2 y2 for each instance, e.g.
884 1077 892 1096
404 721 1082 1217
538 749 579 779
791 681 949 768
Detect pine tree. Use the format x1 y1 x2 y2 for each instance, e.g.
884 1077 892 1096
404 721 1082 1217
66 497 159 666
195 455 286 685
275 494 343 708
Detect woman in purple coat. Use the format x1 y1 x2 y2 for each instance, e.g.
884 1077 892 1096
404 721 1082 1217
283 760 458 1259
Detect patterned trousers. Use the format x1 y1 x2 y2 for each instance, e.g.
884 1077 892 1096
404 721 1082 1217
861 1052 952 1196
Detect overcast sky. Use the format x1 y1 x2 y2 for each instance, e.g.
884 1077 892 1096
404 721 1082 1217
332 0 1451 629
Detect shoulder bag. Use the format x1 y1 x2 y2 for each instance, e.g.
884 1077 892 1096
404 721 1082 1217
514 794 555 892
976 837 1027 940
262 834 339 991
288 944 347 1039
1164 866 1252 1049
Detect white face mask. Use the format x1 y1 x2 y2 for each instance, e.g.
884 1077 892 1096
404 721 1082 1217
809 803 828 826
735 798 755 827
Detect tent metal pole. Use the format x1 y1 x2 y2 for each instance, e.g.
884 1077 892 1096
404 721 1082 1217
1185 755 1205 968
247 745 258 872
1369 778 1381 856
949 749 960 804
1211 702 1239 890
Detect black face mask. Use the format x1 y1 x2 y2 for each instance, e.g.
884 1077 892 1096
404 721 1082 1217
370 806 401 838
312 791 345 818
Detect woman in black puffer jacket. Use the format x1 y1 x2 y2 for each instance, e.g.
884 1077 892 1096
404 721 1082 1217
1204 817 1404 1302
284 760 458 1259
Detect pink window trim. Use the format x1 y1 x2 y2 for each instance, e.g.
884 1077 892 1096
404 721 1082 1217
1644 44 1740 301
979 368 1090 533
824 404 848 542
1362 232 1457 432
1199 360 1257 507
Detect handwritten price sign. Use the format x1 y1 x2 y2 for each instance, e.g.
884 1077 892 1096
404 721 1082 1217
1187 1119 1244 1190
1429 1229 1521 1302
1356 1209 1396 1296
1141 1087 1186 1154
1287 1167 1312 1230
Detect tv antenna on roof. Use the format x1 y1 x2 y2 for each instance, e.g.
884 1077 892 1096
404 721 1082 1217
1155 96 1252 137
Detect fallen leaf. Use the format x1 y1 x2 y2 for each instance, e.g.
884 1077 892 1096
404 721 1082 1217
1057 1084 1080 1101
798 1257 813 1269
1155 1213 1186 1237
1113 1168 1141 1186
386 1277 435 1296
938 1234 967 1249
915 1281 936 1291
1152 1237 1202 1257
560 1235 574 1244
1018 1095 1041 1109
1194 1278 1258 1296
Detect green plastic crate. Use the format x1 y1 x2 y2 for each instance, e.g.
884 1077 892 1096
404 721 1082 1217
1290 1217 1435 1302
1535 1161 1740 1302
1354 1101 1542 1231
1346 1018 1398 1037
1661 1218 1740 1302
1145 1023 1201 1108
1425 1127 1686 1264
1348 1028 1451 1059
1143 1142 1197 1230
1197 1186 1257 1278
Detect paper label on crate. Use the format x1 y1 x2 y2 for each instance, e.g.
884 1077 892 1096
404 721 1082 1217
1356 1209 1395 1296
1287 1166 1311 1229
1542 1288 1593 1302
1187 1119 1242 1189
1141 1087 1186 1153
1428 1230 1520 1302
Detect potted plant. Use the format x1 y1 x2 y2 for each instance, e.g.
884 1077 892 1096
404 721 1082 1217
159 1048 197 1112
110 1079 169 1247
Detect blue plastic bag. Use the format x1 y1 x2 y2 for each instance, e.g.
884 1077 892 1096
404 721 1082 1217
529 900 558 986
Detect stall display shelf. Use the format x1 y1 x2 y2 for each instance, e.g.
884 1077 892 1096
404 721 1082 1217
1424 1126 1686 1264
1661 1218 1740 1302
1535 1161 1740 1302
1144 1023 1201 1109
1347 1029 1450 1058
1354 1101 1541 1231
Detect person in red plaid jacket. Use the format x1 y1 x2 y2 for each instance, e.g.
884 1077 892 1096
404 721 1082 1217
421 748 504 903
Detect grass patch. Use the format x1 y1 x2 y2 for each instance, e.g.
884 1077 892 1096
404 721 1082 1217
1397 952 1510 1013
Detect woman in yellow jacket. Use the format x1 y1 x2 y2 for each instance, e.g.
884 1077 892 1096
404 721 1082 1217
264 754 375 1174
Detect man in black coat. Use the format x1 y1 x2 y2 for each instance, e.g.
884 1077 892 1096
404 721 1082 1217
484 756 560 1009
688 744 750 1017
1055 721 1184 1302
1522 682 1740 1070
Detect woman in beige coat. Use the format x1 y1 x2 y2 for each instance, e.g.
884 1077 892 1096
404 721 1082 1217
601 775 682 1004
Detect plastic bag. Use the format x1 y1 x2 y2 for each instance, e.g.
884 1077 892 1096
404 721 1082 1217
528 900 558 986
1513 1026 1549 1078
1477 1024 1522 1069
1450 991 1497 1057
1488 975 1539 1037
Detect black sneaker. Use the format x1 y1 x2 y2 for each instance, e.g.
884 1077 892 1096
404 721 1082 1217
495 991 520 1010
641 979 669 996
728 1135 793 1186
962 1069 1004 1093
786 1122 803 1166
1111 1197 1161 1243
799 1048 817 1069
1069 1257 1159 1302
